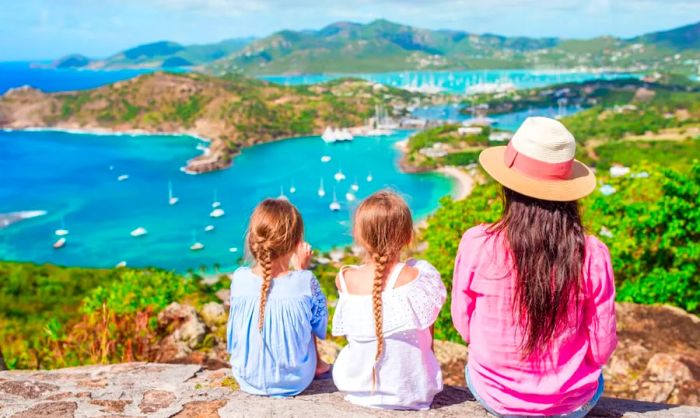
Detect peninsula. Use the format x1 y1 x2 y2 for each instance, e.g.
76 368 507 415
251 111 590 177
0 72 421 173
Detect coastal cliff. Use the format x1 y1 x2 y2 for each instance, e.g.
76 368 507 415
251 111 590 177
0 72 419 173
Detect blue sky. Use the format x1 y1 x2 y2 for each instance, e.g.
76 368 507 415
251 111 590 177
1 0 699 61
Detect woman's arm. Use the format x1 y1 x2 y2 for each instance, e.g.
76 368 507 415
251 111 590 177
585 239 618 366
450 231 478 343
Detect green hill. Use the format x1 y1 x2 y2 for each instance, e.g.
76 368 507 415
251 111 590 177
634 21 700 50
206 19 700 75
207 19 559 74
97 38 254 68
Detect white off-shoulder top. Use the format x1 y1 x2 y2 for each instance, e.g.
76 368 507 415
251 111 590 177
331 259 446 410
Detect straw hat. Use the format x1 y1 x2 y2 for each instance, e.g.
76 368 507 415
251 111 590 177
479 116 596 202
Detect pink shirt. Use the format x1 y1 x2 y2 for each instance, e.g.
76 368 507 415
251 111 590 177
451 225 617 416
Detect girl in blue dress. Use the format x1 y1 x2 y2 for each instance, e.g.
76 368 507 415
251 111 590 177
226 198 330 396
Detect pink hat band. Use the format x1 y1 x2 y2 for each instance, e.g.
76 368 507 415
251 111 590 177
504 141 574 181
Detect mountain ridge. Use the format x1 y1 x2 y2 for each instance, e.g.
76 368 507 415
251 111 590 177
48 19 700 74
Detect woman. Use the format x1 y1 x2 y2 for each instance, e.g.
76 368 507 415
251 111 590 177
451 117 617 417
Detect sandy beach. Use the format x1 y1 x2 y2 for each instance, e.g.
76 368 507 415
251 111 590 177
438 166 474 200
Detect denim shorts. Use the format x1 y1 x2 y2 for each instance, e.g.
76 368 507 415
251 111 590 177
466 369 604 418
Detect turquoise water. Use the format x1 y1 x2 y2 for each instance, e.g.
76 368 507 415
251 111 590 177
261 70 637 94
412 105 583 131
0 62 635 96
0 62 152 94
0 130 452 272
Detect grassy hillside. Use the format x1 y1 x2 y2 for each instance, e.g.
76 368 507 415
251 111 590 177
206 19 700 75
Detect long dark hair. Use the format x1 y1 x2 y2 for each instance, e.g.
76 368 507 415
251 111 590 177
489 187 586 358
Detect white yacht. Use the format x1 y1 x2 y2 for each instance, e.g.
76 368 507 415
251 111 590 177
318 178 326 197
168 181 179 205
345 191 356 202
210 208 225 218
212 190 221 208
334 170 346 182
289 184 297 194
351 179 359 192
116 261 127 268
117 174 129 182
337 128 354 141
229 247 239 253
366 172 373 182
320 155 332 163
130 227 148 237
322 127 337 143
204 225 215 232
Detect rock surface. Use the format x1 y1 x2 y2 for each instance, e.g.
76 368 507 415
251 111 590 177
1 362 699 418
605 303 700 406
148 300 700 407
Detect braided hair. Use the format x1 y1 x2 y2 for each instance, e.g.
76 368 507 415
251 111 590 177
247 199 304 332
353 191 413 388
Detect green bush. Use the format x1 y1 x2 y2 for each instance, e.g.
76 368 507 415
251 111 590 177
82 270 197 314
586 162 700 312
421 181 503 341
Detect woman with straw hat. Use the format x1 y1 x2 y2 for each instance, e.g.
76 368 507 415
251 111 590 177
451 117 617 417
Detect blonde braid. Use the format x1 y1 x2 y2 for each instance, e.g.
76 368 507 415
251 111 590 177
256 240 273 332
371 252 389 390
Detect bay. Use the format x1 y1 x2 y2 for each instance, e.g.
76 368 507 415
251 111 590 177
0 130 452 272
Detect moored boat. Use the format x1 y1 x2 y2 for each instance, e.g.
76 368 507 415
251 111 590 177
130 227 148 237
53 237 66 249
210 208 225 218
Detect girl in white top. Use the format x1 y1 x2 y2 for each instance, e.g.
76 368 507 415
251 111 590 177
331 190 446 410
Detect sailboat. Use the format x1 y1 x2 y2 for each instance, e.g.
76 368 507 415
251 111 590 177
345 190 356 202
334 169 346 182
55 216 69 236
329 189 341 212
168 181 179 205
117 174 129 181
289 183 297 194
351 179 359 192
279 186 288 200
190 231 204 251
210 208 225 218
318 178 326 198
204 225 215 232
366 172 373 182
320 155 332 163
53 237 66 249
212 190 221 208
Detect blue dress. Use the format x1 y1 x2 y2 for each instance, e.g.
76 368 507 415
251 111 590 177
226 267 328 396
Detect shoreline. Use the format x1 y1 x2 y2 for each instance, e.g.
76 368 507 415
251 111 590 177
2 126 213 143
6 125 471 202
394 137 473 201
437 166 474 200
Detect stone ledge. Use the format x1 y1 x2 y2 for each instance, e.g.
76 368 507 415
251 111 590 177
1 363 698 418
